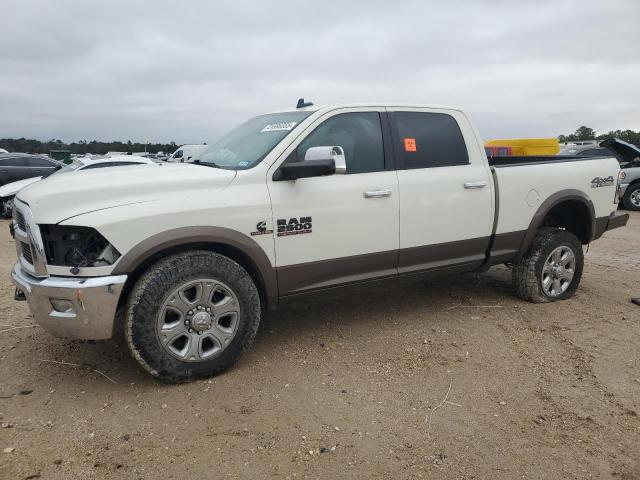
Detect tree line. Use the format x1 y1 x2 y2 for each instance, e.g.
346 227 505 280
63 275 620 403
0 138 181 155
558 126 640 145
2 127 639 155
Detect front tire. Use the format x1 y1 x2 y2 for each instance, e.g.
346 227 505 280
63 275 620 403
512 228 584 303
622 183 640 211
125 250 261 382
1 196 13 218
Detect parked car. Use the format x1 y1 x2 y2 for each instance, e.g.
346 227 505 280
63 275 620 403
10 102 627 382
558 144 612 157
600 138 640 211
0 156 158 217
0 153 63 186
167 144 207 163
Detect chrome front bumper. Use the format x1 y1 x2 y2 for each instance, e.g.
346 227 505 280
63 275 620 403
11 262 127 340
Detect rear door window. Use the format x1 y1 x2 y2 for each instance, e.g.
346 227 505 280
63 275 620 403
0 156 29 167
390 112 469 169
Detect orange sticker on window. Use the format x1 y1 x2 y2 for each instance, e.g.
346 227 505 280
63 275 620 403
404 138 417 152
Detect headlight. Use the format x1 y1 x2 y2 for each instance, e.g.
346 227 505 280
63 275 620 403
40 225 121 270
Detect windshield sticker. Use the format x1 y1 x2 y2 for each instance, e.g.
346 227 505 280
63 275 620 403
238 161 249 167
261 122 297 133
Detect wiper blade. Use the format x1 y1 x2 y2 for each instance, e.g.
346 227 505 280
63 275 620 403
194 160 219 168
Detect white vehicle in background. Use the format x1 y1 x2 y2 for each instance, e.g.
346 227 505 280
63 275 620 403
0 155 158 217
167 144 207 163
0 148 8 154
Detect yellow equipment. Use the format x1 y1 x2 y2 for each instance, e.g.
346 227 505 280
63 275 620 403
484 138 560 156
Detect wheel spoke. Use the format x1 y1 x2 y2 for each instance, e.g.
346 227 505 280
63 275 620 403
179 335 200 361
201 281 217 305
213 314 238 344
160 306 184 330
552 249 562 263
552 278 562 294
199 333 222 358
558 268 574 282
161 321 187 341
179 282 203 306
167 293 193 316
214 295 239 317
542 275 553 292
560 251 574 268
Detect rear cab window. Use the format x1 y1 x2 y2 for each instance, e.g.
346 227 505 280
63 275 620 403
389 111 469 169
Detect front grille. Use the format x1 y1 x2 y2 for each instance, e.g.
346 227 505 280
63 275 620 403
14 210 26 231
21 241 33 264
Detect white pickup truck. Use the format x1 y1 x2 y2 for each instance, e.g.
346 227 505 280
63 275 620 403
10 102 628 382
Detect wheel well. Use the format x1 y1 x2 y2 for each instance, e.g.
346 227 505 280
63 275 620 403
540 200 592 244
117 242 269 311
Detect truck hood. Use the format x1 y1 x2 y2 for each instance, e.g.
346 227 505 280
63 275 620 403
17 163 236 224
600 138 640 165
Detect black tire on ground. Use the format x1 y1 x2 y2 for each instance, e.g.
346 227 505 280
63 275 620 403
622 183 640 211
125 250 261 382
1 197 12 218
512 227 584 303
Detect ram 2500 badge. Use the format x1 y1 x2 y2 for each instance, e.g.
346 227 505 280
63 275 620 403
11 102 628 382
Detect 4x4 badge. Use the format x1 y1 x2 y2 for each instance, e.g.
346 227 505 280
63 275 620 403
250 221 273 236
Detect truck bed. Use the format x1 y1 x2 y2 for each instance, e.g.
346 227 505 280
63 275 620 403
488 155 611 167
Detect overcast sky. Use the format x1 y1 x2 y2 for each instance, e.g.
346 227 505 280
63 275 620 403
1 0 639 144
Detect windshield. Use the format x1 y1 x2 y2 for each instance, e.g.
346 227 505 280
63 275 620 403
198 111 312 169
56 159 85 174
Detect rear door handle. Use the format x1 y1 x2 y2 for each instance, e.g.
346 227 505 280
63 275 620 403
463 181 487 189
363 189 392 198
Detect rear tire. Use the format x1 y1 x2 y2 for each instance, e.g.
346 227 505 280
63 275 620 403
125 250 261 382
512 228 583 303
622 183 640 211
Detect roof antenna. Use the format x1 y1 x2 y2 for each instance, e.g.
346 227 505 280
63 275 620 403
296 98 314 109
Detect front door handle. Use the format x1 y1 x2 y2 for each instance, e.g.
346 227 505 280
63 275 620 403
463 181 487 189
363 189 392 198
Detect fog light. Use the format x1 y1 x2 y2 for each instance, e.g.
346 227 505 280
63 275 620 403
50 299 73 313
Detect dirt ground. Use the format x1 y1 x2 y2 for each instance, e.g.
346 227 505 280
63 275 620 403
1 213 639 480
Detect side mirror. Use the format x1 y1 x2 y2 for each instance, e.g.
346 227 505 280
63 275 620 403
304 146 346 174
277 146 346 181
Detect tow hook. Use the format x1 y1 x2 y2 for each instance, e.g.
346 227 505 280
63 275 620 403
14 288 26 301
